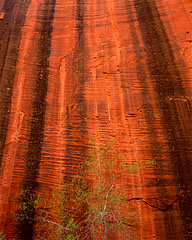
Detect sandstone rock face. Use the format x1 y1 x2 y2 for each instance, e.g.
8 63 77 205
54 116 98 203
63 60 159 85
0 0 192 239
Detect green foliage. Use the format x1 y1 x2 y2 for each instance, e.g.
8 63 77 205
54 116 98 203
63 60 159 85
83 138 141 239
15 188 37 223
14 138 155 239
34 182 84 240
0 232 6 240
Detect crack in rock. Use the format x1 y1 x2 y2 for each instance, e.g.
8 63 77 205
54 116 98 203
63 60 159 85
127 196 179 211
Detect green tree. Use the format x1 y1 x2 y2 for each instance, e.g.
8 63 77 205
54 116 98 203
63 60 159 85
15 138 155 239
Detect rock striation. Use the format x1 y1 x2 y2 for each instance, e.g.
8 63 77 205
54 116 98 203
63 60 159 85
0 0 192 239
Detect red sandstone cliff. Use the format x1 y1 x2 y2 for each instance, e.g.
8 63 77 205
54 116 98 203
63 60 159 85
0 0 192 239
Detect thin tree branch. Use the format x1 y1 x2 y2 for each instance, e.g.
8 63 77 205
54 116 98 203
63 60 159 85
103 174 116 212
42 219 79 240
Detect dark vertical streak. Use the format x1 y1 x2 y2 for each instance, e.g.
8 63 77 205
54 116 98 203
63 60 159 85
63 0 88 237
125 1 178 239
134 0 192 239
64 0 88 174
16 1 56 239
0 0 31 167
125 1 162 161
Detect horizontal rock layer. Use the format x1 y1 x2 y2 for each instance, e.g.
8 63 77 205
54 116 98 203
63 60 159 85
0 0 192 239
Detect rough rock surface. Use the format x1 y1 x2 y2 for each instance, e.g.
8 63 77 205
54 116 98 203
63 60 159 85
0 0 192 239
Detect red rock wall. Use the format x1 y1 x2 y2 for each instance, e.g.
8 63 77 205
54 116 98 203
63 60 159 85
0 0 192 239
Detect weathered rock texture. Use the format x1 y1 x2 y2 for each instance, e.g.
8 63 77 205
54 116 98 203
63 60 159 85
0 0 192 239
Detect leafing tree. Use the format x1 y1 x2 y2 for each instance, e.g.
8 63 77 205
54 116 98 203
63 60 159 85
15 138 155 240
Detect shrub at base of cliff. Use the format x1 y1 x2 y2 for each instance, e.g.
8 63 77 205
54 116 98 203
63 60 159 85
14 139 155 240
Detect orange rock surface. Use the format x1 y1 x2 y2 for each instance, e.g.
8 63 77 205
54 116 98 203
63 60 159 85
0 0 192 239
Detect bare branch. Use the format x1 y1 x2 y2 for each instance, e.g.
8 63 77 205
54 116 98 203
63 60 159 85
103 173 116 212
42 219 79 240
